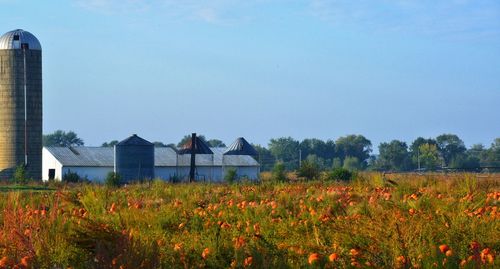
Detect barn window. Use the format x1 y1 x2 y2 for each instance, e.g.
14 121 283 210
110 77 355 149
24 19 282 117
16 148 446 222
13 35 19 41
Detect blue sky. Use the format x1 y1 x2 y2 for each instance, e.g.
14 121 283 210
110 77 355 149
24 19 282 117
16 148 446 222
1 0 499 150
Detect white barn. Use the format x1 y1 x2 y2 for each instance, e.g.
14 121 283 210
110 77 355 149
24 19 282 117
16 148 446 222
42 146 260 182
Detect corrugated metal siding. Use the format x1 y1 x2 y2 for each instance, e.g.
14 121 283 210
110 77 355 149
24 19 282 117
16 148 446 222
0 29 42 50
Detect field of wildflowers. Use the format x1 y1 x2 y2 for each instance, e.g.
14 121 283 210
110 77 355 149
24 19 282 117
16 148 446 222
0 173 498 268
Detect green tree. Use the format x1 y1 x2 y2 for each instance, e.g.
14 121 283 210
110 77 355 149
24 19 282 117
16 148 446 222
418 143 441 170
343 156 361 171
177 134 207 148
449 154 480 170
410 137 437 169
102 140 119 147
299 139 335 161
436 134 466 167
335 135 372 168
297 160 320 181
332 157 342 169
252 144 275 171
207 139 226 148
268 137 300 170
153 141 167 147
43 130 84 147
484 138 500 168
305 154 327 170
377 140 410 171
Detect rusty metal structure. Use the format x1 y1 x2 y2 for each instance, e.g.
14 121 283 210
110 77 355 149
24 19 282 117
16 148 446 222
0 29 42 180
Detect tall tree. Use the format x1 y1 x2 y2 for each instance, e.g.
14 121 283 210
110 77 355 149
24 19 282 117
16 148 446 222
102 140 119 147
409 137 437 169
43 130 84 147
299 138 335 161
484 138 500 167
418 143 441 170
377 140 410 171
153 141 167 147
335 135 372 166
177 134 207 148
207 139 226 148
252 144 275 171
436 134 466 166
268 137 300 170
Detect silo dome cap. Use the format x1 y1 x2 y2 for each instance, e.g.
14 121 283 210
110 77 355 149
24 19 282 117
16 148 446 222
0 29 41 50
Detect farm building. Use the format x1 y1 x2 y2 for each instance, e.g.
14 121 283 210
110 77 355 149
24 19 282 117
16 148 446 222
42 136 260 182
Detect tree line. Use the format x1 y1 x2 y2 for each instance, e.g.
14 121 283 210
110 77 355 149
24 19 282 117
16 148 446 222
43 130 500 172
255 134 500 172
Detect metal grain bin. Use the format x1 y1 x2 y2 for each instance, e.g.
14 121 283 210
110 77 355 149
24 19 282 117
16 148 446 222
114 134 154 182
0 29 43 180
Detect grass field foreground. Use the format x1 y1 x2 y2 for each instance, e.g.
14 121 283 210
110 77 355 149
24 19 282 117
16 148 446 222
0 173 498 268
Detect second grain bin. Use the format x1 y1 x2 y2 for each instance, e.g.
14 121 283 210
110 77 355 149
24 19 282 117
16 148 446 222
114 134 154 182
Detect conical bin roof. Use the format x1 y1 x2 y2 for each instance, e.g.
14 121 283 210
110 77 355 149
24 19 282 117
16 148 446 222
178 137 213 155
223 137 258 156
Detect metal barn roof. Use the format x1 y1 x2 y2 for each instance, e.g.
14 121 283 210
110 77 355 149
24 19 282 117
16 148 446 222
0 29 42 50
45 147 114 167
224 137 259 156
45 146 259 167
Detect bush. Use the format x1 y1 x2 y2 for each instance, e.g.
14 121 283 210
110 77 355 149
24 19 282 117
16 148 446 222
105 172 121 187
224 168 238 184
63 171 81 183
328 167 354 181
13 165 29 184
297 160 320 181
272 162 287 182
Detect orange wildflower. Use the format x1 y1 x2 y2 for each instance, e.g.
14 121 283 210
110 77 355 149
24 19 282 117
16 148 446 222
202 248 210 260
0 256 9 267
234 236 246 249
109 203 117 213
350 248 360 257
244 256 253 267
396 255 406 264
20 256 30 267
308 253 320 264
408 208 416 216
328 253 339 262
439 244 450 254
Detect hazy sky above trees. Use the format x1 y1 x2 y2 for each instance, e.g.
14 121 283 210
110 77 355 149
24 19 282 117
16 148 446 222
1 0 499 149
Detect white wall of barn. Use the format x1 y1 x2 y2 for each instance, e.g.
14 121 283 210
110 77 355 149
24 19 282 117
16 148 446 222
42 148 63 181
221 166 260 181
62 167 113 183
